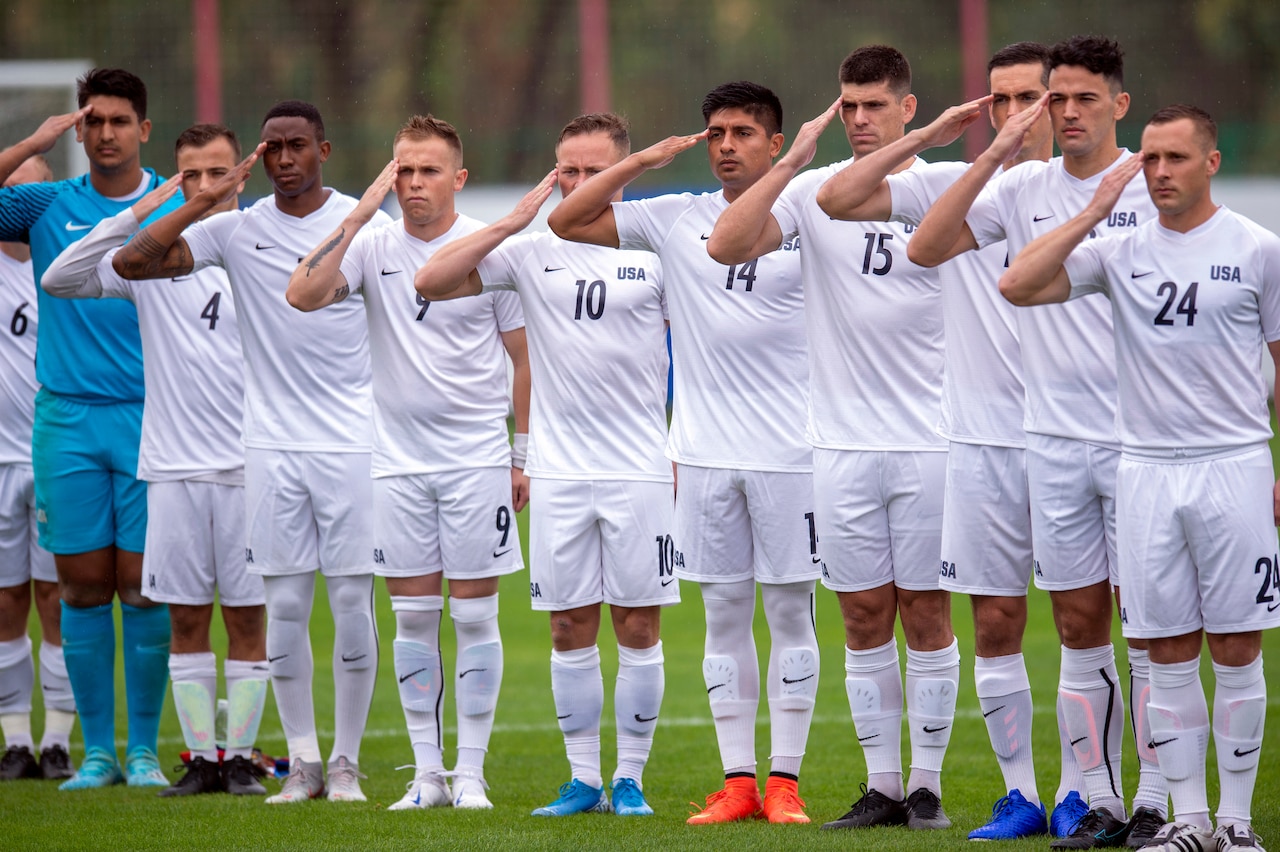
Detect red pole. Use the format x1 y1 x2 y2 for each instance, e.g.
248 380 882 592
578 0 610 114
193 0 223 124
959 0 988 162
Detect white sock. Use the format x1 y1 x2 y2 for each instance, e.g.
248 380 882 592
1055 691 1086 804
1212 656 1265 827
846 638 904 800
327 573 377 767
0 636 34 750
391 595 445 771
169 651 219 760
701 580 760 777
224 657 269 760
451 594 503 776
762 581 818 778
614 641 663 785
1060 644 1126 819
37 642 75 751
1127 647 1167 816
906 639 960 798
551 645 603 789
975 653 1039 804
1148 658 1210 830
264 572 321 763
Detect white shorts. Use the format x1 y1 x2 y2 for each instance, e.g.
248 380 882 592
372 467 523 580
244 448 373 577
815 448 945 593
1117 447 1280 639
0 464 55 586
673 464 819 586
528 477 678 611
940 443 1034 596
1026 433 1118 591
141 480 264 606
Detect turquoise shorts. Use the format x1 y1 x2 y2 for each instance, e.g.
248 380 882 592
32 389 147 554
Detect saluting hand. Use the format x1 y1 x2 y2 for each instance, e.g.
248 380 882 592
633 130 710 170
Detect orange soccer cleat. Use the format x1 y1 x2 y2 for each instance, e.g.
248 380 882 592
686 776 764 825
762 775 809 824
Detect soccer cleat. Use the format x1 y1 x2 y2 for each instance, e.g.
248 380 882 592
387 768 452 811
0 745 41 780
125 746 170 787
906 788 952 830
158 756 224 797
58 747 124 791
1050 806 1129 849
223 755 267 795
762 775 809 824
1052 791 1091 838
1139 822 1215 851
967 788 1048 840
1124 807 1167 848
265 758 325 804
611 777 653 817
820 783 907 830
1212 823 1267 852
686 776 763 825
451 772 493 810
325 756 366 802
39 745 75 780
531 779 612 816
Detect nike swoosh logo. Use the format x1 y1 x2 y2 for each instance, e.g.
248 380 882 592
1032 214 1054 222
1130 270 1154 278
660 578 675 587
268 654 289 663
857 733 879 742
557 713 572 719
459 668 486 679
811 555 822 564
255 243 276 250
493 548 512 558
1096 826 1128 843
1070 736 1088 746
65 222 93 231
706 683 726 694
982 705 1006 718
0 690 18 703
544 266 565 272
381 268 401 276
634 714 657 723
922 724 950 733
1150 737 1178 748
399 667 429 683
171 276 191 282
341 653 367 663
1268 602 1280 613
251 665 269 672
700 234 710 240
781 674 814 685
1234 746 1261 757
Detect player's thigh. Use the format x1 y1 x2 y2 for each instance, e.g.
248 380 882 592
1026 433 1113 592
372 474 444 579
527 477 603 611
142 480 217 605
435 466 524 581
304 450 373 577
598 479 679 608
209 482 262 608
244 447 319 575
673 464 753 584
104 402 146 553
814 448 892 593
741 469 822 584
940 443 1033 596
32 391 114 554
0 464 49 586
883 450 946 591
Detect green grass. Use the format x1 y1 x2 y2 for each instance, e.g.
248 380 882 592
6 467 1280 850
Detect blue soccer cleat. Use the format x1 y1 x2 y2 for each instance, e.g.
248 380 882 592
58 747 124 791
1051 790 1089 838
531 779 612 816
611 778 654 816
968 789 1049 840
125 746 170 787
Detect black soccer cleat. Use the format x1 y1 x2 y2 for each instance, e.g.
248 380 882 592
1050 806 1129 849
905 787 952 830
38 744 75 780
820 783 908 830
1122 806 1166 848
0 745 41 780
158 756 224 797
223 754 267 795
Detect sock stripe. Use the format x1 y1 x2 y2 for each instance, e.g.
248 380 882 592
1098 665 1120 798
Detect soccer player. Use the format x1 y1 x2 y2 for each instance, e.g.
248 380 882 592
0 68 176 791
907 36 1168 848
41 124 269 797
549 84 821 825
708 46 958 832
0 154 76 783
112 101 388 804
416 113 673 818
285 114 529 811
808 44 1065 839
1000 103 1275 852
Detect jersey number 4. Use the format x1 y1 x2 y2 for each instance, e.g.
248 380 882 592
200 293 222 330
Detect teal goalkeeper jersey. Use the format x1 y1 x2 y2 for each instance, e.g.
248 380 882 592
0 170 178 403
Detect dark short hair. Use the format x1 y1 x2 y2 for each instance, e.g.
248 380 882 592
76 68 147 120
839 45 911 97
1147 104 1218 151
1049 35 1124 91
394 114 464 163
701 81 783 137
988 41 1051 86
174 123 241 160
558 113 630 155
261 100 325 141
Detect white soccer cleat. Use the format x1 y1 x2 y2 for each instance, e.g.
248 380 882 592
451 772 493 810
1141 821 1216 852
387 768 452 811
325 756 367 802
265 758 325 804
1213 823 1267 852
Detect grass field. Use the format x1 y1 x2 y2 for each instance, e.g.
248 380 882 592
6 467 1280 850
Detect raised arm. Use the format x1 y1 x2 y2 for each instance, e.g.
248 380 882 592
816 95 990 222
548 131 707 246
707 98 840 264
1000 151 1143 306
908 93 1048 268
286 158 397 312
0 107 91 184
114 143 263 280
502 326 532 512
415 170 556 301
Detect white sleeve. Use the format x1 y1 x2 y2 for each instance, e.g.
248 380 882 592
773 170 824 240
181 209 238 272
1258 230 1280 344
493 290 525 332
40 208 140 300
338 229 372 296
887 162 967 227
966 172 1016 250
613 196 683 253
1063 235 1121 300
476 233 538 293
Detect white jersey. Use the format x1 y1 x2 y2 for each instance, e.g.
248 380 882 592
183 190 391 452
774 158 946 451
1064 207 1280 454
0 252 37 465
477 231 670 482
40 208 244 482
339 214 524 478
967 152 1156 446
613 190 810 472
887 162 1026 447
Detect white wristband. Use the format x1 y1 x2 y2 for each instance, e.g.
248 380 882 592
511 433 528 469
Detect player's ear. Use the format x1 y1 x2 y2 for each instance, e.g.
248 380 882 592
901 93 917 124
1113 91 1130 122
318 140 331 163
454 168 468 191
139 118 152 144
769 133 785 159
1206 149 1221 178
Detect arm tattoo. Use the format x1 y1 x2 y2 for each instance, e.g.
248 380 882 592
306 228 345 277
120 231 196 279
332 283 350 303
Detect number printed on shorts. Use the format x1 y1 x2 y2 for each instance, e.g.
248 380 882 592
655 534 682 585
1254 554 1280 612
495 505 511 548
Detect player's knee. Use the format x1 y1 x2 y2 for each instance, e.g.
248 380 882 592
265 619 309 679
333 610 376 671
456 640 502 716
